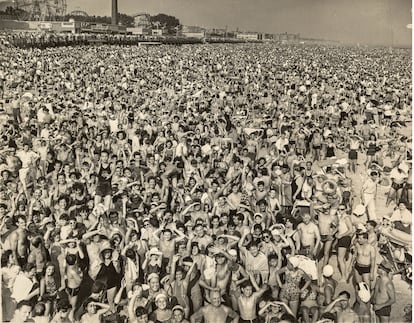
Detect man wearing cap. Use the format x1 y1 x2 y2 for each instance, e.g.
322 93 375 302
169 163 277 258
373 262 395 323
190 290 239 323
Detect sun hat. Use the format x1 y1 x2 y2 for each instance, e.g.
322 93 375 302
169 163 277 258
99 240 113 259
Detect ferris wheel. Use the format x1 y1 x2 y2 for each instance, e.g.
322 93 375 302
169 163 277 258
14 0 67 20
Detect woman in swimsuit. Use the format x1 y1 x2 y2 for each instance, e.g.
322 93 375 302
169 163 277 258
39 262 59 317
276 256 311 317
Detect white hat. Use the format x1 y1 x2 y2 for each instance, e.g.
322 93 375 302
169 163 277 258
288 256 300 268
322 265 334 277
228 249 237 257
149 247 162 256
353 204 366 216
398 162 409 173
357 282 371 303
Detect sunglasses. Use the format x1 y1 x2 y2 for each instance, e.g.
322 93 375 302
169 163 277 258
263 235 270 239
339 208 345 211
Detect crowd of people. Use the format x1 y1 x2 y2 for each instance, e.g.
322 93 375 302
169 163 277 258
0 38 412 323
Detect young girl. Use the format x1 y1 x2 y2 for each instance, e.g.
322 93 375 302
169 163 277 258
142 247 163 279
166 254 196 318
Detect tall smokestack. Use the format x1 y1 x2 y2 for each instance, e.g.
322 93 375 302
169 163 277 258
111 0 118 25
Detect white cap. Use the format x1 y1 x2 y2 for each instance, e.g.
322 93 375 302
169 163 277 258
322 265 334 277
228 249 237 257
353 204 366 216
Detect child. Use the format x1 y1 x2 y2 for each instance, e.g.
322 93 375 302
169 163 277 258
80 298 111 323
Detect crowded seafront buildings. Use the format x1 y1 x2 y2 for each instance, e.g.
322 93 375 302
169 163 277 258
0 41 412 323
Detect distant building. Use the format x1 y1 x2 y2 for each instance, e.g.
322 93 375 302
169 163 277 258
236 32 262 41
181 25 205 39
126 27 150 35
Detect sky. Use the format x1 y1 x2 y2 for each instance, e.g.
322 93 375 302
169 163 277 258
66 0 410 46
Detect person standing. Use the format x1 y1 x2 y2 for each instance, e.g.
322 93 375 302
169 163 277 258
373 262 396 323
352 232 376 290
361 170 379 221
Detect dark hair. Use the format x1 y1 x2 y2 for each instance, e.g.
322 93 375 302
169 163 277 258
83 297 95 309
65 254 77 266
320 312 336 320
240 280 253 289
16 300 32 310
135 306 148 317
33 302 46 316
1 250 12 267
357 232 368 239
338 290 351 299
125 248 136 260
24 262 36 273
91 280 106 294
15 214 26 224
32 236 43 248
279 313 298 323
367 220 377 227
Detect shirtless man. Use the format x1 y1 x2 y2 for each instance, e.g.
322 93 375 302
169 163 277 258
352 232 376 289
10 300 33 323
8 215 29 267
336 205 354 281
190 290 239 323
64 253 83 321
317 208 338 267
296 213 321 259
211 251 231 301
238 235 269 285
323 291 360 323
373 262 395 323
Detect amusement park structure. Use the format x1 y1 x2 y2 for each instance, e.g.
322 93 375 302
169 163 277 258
14 0 67 20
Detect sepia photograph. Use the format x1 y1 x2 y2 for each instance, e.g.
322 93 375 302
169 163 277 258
0 0 411 322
